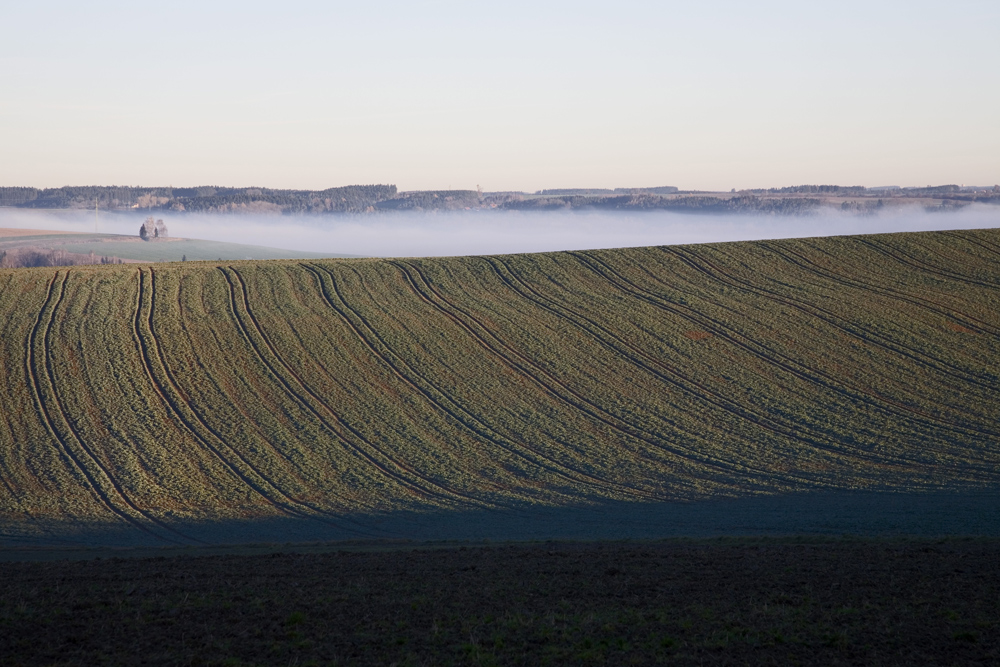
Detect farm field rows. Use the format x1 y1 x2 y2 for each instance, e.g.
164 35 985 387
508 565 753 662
0 228 998 546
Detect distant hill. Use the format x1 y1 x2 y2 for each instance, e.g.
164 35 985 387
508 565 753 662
1 228 998 546
0 228 349 268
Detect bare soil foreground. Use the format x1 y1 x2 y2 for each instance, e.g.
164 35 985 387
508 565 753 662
1 539 997 666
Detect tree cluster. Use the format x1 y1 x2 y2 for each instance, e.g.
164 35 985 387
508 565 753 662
0 184 398 214
0 247 124 268
741 185 868 196
840 200 885 215
535 186 678 196
375 190 481 211
139 216 168 240
502 194 823 215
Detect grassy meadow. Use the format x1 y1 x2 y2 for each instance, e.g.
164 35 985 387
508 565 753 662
0 229 340 264
0 228 998 546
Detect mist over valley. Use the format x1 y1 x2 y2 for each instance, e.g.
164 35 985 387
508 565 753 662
3 201 999 259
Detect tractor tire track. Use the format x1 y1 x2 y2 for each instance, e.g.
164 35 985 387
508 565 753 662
664 245 1000 397
775 240 1000 337
856 237 1000 291
380 262 696 498
571 251 1000 468
134 268 380 538
305 263 662 501
486 255 934 475
941 230 1000 260
24 274 120 527
394 259 821 489
756 241 1000 397
307 262 640 499
710 240 1000 395
222 267 483 509
26 272 188 545
908 236 1000 284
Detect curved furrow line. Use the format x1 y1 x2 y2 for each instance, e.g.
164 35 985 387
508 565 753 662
306 262 648 500
0 272 14 296
695 241 1000 396
665 245 1000 396
147 268 390 535
27 272 186 545
304 263 660 501
909 235 1000 281
941 230 1000 259
487 255 940 476
384 261 706 499
44 275 200 545
747 244 1000 392
572 251 1000 466
222 267 483 509
134 268 381 538
24 275 119 524
856 237 1000 290
394 259 822 490
779 241 1000 337
769 242 1000 336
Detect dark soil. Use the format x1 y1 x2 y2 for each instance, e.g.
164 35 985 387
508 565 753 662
1 539 998 666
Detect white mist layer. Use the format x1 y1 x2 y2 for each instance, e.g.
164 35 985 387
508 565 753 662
1 206 998 258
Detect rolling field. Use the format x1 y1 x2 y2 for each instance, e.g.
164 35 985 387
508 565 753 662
1 228 999 547
0 228 343 263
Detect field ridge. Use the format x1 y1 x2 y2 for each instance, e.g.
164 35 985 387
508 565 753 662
0 228 998 546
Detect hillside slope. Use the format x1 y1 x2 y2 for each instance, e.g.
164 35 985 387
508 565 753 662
1 229 999 546
0 228 345 265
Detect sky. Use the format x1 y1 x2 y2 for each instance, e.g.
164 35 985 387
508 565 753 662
1 1 998 192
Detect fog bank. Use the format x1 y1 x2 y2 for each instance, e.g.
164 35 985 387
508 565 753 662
2 206 998 258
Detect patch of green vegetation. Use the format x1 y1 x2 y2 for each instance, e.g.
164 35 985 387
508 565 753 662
0 228 998 545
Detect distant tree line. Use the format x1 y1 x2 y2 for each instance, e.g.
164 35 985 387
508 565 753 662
3 183 996 216
502 194 823 215
840 200 885 215
536 187 679 196
0 184 398 214
0 247 124 268
740 184 1000 199
0 187 43 206
375 190 481 211
741 185 868 196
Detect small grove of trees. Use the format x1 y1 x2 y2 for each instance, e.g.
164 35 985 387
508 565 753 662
375 190 481 211
139 217 168 240
841 200 884 215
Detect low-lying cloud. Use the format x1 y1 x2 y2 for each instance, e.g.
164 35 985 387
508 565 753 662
2 206 999 258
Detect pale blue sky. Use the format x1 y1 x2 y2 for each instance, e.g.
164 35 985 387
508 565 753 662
2 1 997 191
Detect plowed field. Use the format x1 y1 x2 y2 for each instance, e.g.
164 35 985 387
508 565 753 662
1 229 998 546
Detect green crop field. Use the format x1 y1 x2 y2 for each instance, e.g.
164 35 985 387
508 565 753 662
1 228 998 547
